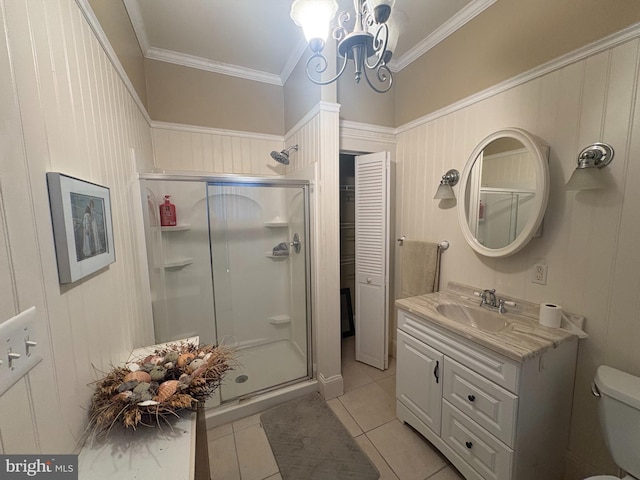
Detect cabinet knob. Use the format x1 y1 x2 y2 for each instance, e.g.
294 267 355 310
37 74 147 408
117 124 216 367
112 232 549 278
465 441 473 449
367 277 372 283
467 394 476 402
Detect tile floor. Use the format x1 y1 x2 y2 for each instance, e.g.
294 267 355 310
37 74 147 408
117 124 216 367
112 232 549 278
207 336 464 480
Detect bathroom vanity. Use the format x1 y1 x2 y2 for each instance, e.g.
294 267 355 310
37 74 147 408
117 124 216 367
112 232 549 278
396 284 580 480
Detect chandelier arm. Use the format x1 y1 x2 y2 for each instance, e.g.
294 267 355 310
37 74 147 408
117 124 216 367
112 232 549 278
362 63 392 93
365 24 389 70
305 52 350 86
335 11 351 38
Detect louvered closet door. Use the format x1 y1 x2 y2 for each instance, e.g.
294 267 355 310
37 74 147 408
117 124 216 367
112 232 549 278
355 152 390 370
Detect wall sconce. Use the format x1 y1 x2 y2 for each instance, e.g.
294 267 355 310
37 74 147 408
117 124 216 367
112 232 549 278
566 143 614 190
434 169 460 200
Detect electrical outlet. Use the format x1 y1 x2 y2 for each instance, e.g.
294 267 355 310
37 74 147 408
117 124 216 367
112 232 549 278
532 264 548 285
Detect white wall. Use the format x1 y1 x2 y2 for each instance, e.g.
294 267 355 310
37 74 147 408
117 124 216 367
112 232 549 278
151 123 284 175
285 102 343 399
0 0 154 453
395 33 640 478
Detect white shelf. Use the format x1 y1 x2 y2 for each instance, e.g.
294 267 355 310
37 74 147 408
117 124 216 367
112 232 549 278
265 252 289 259
164 258 193 268
268 315 291 325
161 224 191 232
264 221 288 228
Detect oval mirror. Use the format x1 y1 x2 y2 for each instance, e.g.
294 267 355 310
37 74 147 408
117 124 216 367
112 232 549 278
457 128 549 257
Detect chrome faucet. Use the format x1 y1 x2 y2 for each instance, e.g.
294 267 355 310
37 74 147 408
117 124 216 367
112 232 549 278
480 289 497 308
477 289 515 314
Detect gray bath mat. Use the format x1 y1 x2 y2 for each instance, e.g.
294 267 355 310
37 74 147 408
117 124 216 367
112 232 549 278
260 392 380 480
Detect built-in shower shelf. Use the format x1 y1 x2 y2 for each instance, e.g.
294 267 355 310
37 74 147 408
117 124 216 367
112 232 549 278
164 258 193 269
268 315 291 325
264 220 288 228
265 252 289 259
161 224 191 232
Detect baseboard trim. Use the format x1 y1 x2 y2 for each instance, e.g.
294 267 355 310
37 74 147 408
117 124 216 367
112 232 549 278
317 373 344 400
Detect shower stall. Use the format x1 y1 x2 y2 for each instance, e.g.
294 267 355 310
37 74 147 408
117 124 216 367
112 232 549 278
139 174 312 409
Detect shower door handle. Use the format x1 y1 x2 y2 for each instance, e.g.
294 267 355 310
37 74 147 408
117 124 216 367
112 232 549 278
289 233 301 254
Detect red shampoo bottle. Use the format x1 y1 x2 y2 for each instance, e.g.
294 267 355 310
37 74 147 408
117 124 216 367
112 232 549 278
160 195 177 226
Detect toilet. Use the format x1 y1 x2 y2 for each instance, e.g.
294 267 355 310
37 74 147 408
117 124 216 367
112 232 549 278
585 365 640 480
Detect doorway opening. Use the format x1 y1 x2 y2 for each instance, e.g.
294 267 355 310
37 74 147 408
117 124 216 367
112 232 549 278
340 153 357 351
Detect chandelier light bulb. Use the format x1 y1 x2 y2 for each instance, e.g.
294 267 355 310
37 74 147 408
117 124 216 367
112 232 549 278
290 0 338 44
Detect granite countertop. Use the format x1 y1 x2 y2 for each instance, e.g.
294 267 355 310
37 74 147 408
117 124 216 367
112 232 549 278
395 283 582 362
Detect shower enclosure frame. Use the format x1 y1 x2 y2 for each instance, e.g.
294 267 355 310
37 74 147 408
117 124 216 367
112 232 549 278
139 172 314 402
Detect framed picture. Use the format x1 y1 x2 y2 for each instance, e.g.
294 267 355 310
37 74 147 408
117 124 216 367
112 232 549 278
46 172 115 284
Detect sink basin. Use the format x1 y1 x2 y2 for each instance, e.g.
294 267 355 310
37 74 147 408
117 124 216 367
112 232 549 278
436 303 510 332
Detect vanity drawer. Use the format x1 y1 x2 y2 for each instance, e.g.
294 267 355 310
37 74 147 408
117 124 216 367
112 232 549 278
444 357 518 447
442 401 513 480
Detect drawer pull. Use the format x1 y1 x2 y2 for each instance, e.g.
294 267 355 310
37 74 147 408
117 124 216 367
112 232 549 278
467 394 476 402
434 360 440 384
465 441 473 449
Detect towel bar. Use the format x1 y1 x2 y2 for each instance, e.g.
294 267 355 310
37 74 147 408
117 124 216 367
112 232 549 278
397 236 449 251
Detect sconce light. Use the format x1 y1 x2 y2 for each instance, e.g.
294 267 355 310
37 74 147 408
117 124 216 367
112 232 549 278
434 169 460 200
566 143 614 190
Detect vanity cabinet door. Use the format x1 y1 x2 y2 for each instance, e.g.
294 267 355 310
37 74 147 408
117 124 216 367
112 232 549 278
396 330 444 435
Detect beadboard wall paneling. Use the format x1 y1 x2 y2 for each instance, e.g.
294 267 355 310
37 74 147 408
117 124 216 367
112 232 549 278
284 117 320 172
0 0 153 454
151 124 284 175
285 103 343 399
395 37 640 477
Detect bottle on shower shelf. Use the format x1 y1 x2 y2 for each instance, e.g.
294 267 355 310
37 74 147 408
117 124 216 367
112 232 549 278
160 195 177 227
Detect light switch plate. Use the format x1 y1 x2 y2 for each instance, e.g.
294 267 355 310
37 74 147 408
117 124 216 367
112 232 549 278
0 306 43 397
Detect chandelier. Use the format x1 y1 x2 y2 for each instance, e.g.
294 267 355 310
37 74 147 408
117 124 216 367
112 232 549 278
290 0 396 93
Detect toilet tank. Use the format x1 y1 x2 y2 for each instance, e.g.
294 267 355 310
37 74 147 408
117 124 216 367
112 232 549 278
595 365 640 478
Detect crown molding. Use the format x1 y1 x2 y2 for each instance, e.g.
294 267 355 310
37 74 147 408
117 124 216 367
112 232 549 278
280 39 309 85
340 120 397 143
124 0 301 87
150 121 283 142
122 0 149 54
396 21 640 134
119 0 496 84
389 0 497 73
145 47 284 86
74 0 151 124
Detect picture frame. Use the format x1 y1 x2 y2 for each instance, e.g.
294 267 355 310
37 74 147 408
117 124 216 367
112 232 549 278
46 172 115 284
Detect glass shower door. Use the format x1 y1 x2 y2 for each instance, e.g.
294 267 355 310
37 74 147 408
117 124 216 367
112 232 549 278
207 181 311 401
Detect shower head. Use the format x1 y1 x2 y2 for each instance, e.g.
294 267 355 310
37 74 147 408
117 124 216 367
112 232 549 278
270 145 298 165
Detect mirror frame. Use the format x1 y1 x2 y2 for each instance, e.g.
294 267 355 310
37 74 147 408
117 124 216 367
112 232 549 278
457 128 550 258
